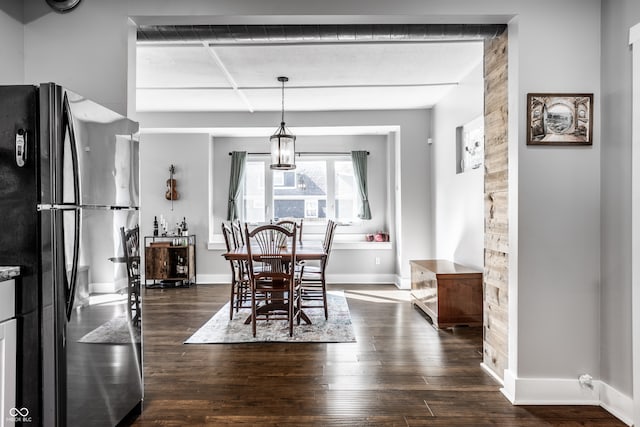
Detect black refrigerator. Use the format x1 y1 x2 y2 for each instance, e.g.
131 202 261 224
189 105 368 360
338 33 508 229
0 83 142 426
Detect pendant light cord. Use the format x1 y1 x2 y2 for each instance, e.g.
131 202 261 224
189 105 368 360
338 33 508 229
281 79 285 124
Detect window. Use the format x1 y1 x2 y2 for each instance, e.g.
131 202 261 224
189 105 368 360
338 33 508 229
242 157 357 224
335 160 358 221
243 161 265 223
273 161 327 220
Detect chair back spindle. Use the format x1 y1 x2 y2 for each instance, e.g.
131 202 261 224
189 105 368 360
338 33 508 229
231 220 245 247
275 218 303 242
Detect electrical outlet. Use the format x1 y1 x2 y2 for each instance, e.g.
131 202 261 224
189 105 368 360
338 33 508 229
375 257 381 265
578 374 593 389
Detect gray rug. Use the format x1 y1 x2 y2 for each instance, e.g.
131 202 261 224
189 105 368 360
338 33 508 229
184 291 356 344
78 315 141 344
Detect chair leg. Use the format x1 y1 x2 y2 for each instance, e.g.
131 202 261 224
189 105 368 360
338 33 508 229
235 280 242 313
229 281 235 320
251 291 257 337
296 286 302 325
322 280 328 320
289 287 294 337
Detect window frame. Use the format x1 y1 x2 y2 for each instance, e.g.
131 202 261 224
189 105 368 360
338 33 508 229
241 155 360 231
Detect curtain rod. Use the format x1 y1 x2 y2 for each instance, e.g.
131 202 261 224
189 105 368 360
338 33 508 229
228 151 369 156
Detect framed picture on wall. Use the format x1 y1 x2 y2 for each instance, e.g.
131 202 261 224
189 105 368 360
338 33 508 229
526 93 593 146
456 115 484 174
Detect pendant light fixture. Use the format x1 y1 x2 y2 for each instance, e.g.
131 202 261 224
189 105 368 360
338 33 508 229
270 76 296 170
46 0 82 13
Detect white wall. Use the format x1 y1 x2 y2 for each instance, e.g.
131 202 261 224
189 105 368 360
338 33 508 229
23 0 131 114
13 0 633 421
432 61 484 270
0 1 24 84
139 133 211 280
513 1 601 384
601 0 640 403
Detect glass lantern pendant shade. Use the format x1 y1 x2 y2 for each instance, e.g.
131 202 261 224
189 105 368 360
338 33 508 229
270 124 296 170
270 76 296 170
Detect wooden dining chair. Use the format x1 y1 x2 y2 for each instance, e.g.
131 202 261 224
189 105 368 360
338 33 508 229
221 222 250 319
120 226 141 324
275 218 303 242
231 220 245 247
299 219 337 320
244 223 302 337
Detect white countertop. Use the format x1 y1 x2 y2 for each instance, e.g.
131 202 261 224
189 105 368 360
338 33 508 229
0 266 20 282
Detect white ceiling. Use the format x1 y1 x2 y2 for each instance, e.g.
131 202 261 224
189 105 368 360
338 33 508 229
136 41 484 113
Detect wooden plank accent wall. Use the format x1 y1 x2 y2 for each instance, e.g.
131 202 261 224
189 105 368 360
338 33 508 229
483 30 509 379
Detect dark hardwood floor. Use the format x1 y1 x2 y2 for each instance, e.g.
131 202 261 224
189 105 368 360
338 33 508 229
132 284 625 426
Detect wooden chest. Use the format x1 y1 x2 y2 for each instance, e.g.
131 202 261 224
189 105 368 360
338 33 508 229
410 259 483 328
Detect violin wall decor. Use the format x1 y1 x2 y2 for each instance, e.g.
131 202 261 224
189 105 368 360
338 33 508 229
165 164 179 210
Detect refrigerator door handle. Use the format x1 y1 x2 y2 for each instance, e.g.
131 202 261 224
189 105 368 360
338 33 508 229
61 92 81 321
62 92 80 205
63 208 80 321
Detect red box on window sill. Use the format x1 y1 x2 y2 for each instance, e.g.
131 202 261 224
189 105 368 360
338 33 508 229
374 232 389 242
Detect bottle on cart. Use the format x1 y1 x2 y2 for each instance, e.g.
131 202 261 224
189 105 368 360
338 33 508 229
160 215 167 236
181 217 188 236
176 256 187 275
153 216 159 236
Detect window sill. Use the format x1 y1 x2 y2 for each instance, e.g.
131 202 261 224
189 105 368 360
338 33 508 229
332 240 392 250
207 234 393 251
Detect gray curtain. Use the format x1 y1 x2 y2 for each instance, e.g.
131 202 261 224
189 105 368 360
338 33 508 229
227 151 247 221
351 150 372 220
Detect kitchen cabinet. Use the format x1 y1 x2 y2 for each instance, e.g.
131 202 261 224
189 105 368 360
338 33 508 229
410 259 483 328
144 235 196 287
0 278 16 427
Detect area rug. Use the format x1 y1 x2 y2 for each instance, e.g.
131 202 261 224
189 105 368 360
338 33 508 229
78 315 141 344
184 291 356 344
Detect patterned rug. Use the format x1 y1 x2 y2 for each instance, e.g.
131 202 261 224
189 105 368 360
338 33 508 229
78 315 141 344
184 291 356 344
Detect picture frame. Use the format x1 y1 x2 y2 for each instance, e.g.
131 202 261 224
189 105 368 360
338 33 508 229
526 93 593 146
456 115 484 174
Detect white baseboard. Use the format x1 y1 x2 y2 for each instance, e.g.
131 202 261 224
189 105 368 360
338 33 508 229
196 274 230 284
326 273 399 286
599 381 634 426
480 362 504 386
398 275 411 289
501 369 633 426
91 281 122 294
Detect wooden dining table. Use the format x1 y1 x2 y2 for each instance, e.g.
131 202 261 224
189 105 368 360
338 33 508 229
222 241 327 325
222 241 327 262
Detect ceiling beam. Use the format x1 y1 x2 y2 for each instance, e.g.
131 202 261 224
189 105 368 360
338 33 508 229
137 24 506 44
202 42 255 113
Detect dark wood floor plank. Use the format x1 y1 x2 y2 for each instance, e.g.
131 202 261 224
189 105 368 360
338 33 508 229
131 284 625 426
